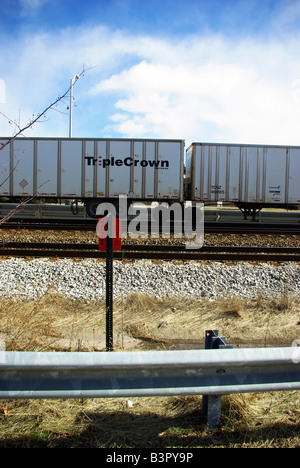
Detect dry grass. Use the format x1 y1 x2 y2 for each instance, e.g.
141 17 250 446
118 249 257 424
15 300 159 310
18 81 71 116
115 292 300 350
0 392 299 448
1 291 299 351
0 291 300 447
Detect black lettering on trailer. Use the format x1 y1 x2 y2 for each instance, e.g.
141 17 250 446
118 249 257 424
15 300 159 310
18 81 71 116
124 157 133 166
148 160 160 168
85 156 97 165
87 156 170 168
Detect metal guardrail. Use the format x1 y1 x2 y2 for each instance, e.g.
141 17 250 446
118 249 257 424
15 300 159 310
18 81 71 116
0 338 299 428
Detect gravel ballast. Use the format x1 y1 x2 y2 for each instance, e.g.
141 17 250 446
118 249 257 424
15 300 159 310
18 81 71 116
0 258 299 301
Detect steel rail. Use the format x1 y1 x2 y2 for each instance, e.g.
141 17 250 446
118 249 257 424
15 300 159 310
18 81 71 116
0 242 300 261
1 241 300 252
1 219 300 234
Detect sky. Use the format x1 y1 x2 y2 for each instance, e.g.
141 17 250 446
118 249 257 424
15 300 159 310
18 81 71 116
1 0 300 148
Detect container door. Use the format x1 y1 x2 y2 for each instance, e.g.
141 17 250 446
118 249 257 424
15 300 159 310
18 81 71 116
96 140 108 198
144 141 155 199
203 145 221 201
243 146 263 203
83 140 95 198
287 148 300 203
216 145 227 202
0 139 10 196
36 139 58 196
60 140 82 197
264 147 286 203
202 144 211 201
12 139 34 196
157 141 182 201
108 140 131 197
227 146 241 202
132 141 143 198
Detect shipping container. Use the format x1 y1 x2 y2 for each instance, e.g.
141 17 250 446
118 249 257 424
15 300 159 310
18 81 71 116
2 137 299 221
0 137 185 216
186 142 300 217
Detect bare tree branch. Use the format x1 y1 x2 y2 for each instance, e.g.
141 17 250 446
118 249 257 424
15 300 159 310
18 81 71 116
0 66 93 223
0 179 51 225
0 67 89 151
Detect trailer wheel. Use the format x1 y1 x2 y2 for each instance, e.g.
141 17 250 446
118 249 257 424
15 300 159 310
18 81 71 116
85 199 102 218
85 199 129 219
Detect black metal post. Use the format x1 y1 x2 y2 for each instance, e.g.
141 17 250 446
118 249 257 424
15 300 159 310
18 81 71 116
106 226 114 352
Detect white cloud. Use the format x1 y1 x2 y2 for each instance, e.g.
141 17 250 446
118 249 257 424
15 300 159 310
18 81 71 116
1 21 300 146
92 35 300 145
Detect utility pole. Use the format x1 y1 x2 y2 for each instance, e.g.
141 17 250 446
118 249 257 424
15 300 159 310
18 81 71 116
69 74 80 138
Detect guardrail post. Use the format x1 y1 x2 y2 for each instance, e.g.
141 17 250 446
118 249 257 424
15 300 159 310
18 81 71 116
202 330 233 428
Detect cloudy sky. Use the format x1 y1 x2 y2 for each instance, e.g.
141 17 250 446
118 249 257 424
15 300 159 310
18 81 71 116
1 0 300 148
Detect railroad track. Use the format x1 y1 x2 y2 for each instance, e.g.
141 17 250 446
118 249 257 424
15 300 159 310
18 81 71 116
0 242 300 261
1 218 300 234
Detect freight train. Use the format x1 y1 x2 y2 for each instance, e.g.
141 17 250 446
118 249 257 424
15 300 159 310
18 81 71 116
0 137 299 219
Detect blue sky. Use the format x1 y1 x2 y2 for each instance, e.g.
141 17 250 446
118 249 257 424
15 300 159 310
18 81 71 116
1 0 300 147
0 0 284 37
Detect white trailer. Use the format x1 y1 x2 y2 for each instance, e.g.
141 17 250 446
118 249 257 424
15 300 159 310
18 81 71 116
186 142 300 218
0 137 185 217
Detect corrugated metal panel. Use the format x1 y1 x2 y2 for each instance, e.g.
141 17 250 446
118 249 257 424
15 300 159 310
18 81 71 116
0 137 185 202
187 142 300 205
